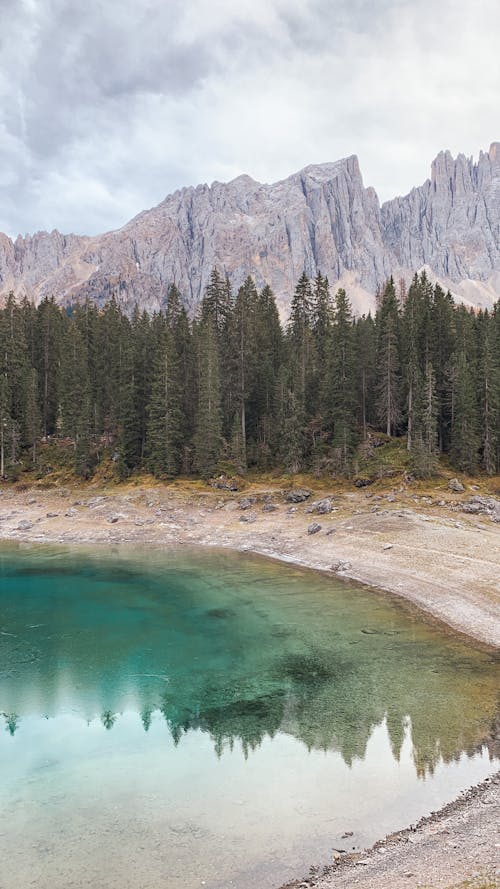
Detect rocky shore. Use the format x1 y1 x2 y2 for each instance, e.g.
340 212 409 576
0 478 499 647
282 773 500 889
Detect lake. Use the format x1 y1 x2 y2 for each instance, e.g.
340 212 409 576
0 543 498 888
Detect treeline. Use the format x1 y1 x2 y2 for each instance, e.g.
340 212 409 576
0 270 499 480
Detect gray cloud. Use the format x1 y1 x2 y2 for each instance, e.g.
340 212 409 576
0 0 498 237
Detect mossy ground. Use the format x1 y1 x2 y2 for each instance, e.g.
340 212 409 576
4 435 500 502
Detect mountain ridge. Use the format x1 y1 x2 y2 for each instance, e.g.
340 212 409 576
0 143 499 316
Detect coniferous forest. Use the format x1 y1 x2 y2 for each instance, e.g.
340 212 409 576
0 269 499 482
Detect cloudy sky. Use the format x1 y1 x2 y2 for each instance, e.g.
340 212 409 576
0 0 498 238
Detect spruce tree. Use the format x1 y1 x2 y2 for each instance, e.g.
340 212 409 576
194 317 222 477
147 324 183 477
450 350 480 473
376 278 401 436
328 288 358 472
411 361 439 478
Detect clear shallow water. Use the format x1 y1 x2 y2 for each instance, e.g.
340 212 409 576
0 543 498 889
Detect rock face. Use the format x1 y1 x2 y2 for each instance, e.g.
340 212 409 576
1 144 499 316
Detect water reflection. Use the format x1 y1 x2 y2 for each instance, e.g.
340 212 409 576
1 544 498 776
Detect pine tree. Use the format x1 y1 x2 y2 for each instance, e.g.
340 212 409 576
478 311 499 474
252 284 283 467
36 297 63 437
288 272 314 406
328 289 358 472
354 314 376 440
194 317 222 477
147 324 183 477
450 350 480 473
22 368 41 464
230 276 259 470
0 374 12 478
411 361 439 478
376 278 401 436
430 285 456 452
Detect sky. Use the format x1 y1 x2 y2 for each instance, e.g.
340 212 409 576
0 0 499 238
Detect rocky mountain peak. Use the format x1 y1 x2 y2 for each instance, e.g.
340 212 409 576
0 144 498 316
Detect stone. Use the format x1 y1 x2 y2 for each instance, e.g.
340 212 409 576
331 560 352 572
449 478 465 492
209 475 240 492
461 495 499 517
306 497 333 515
262 503 278 512
307 522 322 534
285 488 312 503
17 520 33 530
46 512 59 518
238 498 255 510
65 508 77 517
383 543 394 550
239 512 257 523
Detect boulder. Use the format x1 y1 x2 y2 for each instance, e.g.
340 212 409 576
307 522 322 535
449 478 465 493
461 495 499 515
354 477 372 488
306 498 333 515
209 475 241 492
238 498 255 510
239 512 257 523
285 488 312 503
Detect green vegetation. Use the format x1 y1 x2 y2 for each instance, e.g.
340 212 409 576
0 270 499 483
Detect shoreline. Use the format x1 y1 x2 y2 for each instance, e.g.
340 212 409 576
1 477 499 889
0 479 499 648
281 771 500 889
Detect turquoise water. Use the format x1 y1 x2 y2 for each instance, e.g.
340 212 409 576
0 543 498 889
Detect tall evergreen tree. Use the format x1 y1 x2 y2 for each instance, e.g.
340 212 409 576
328 289 358 471
194 317 222 477
376 278 401 436
147 323 183 477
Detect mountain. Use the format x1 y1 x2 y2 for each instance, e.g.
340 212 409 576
1 144 499 316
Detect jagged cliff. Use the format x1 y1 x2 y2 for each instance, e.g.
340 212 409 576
1 144 499 315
